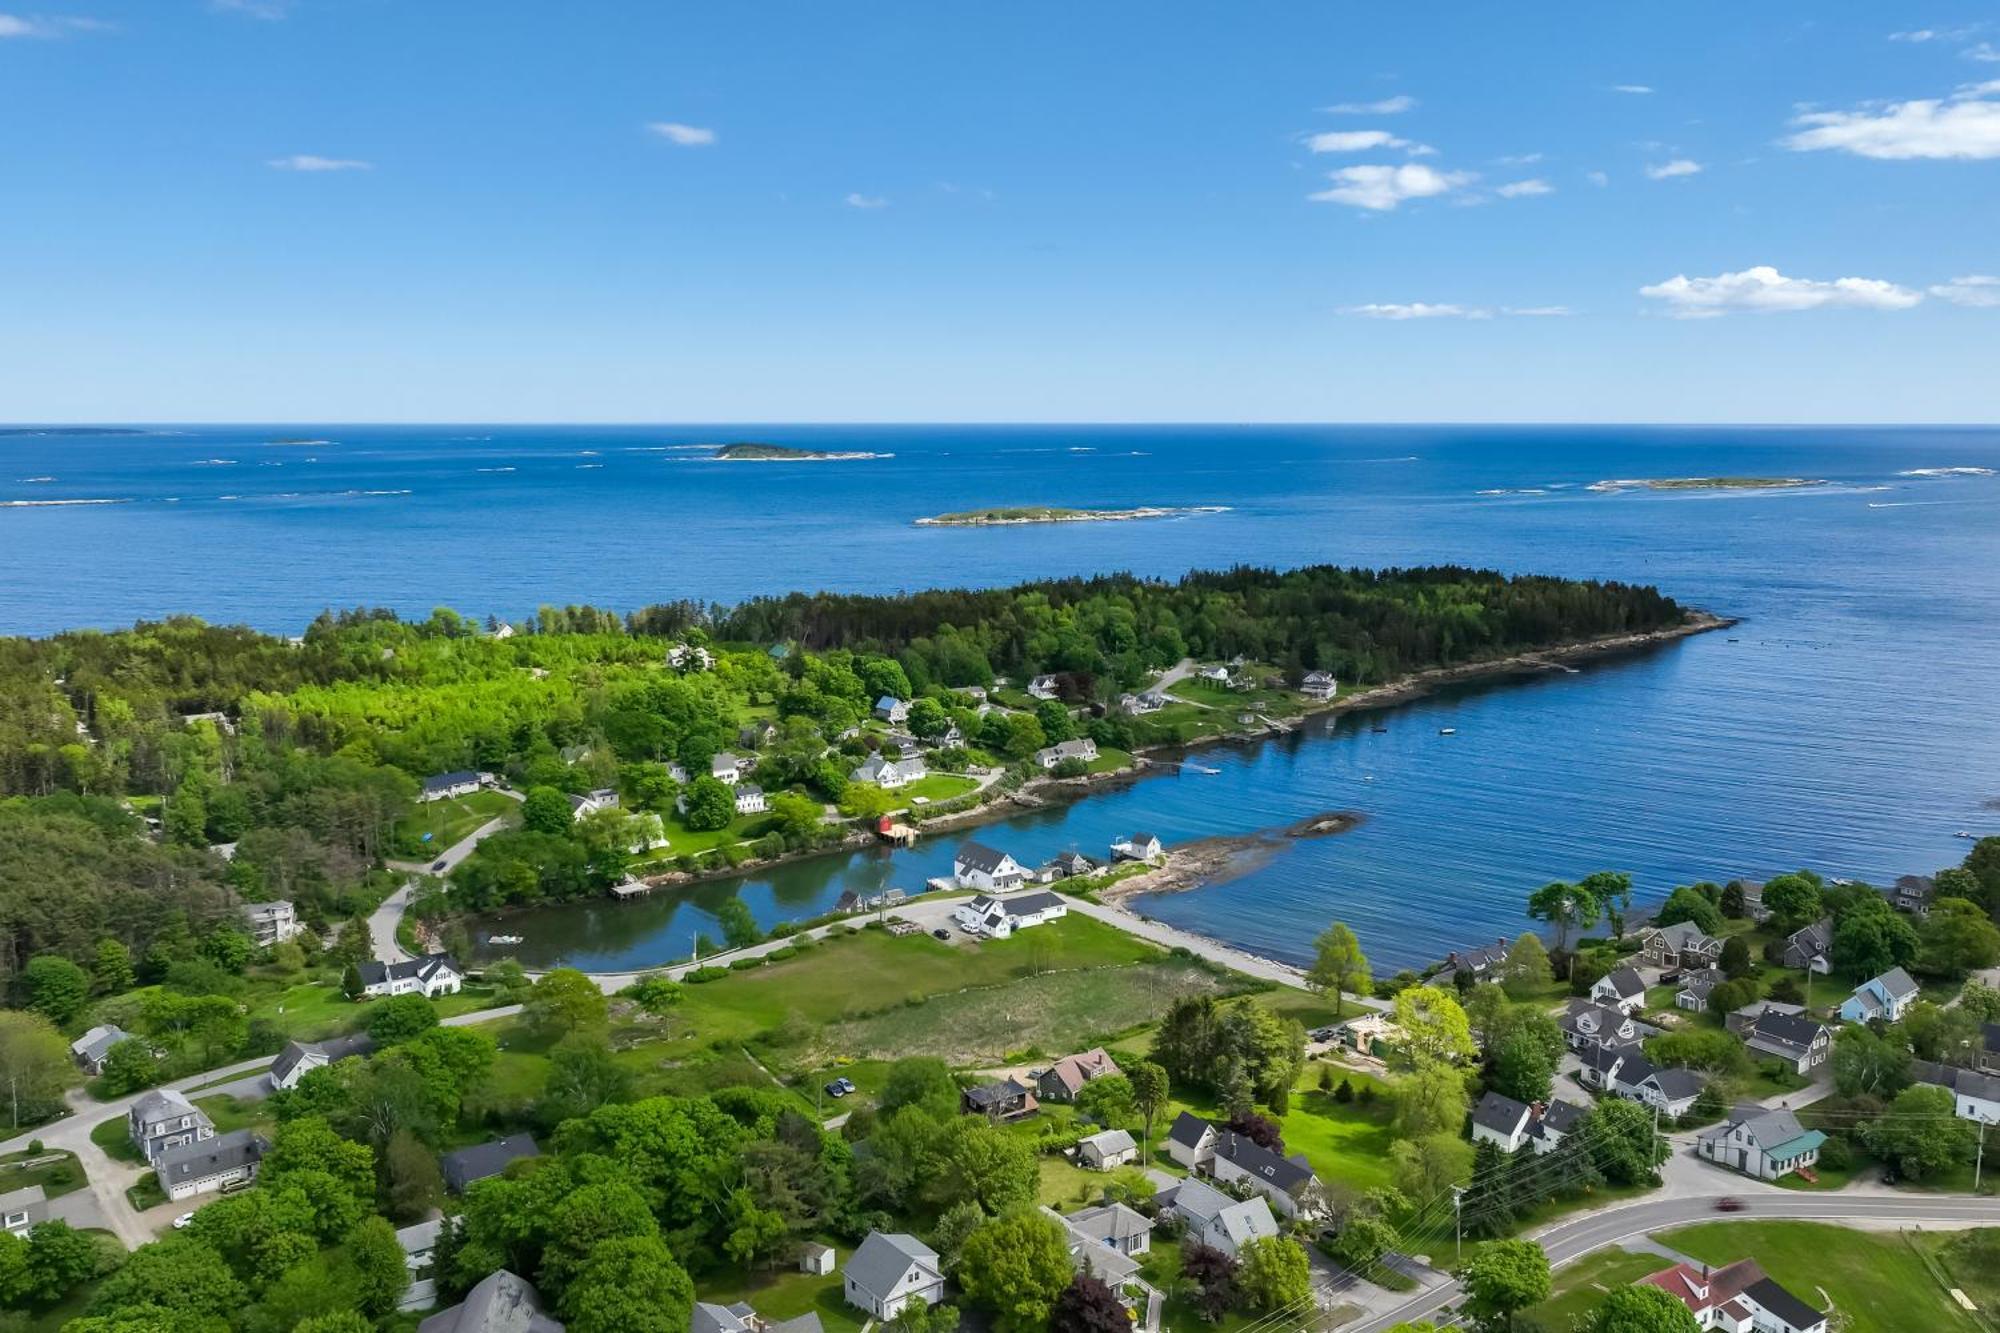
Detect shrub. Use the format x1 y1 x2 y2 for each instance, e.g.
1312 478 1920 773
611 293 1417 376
728 956 763 971
685 966 729 984
764 946 799 962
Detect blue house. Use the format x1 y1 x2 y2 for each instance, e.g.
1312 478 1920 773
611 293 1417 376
1839 966 1919 1025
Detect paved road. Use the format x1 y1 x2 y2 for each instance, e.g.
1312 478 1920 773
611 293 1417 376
5 1004 522 1250
1347 1193 2000 1333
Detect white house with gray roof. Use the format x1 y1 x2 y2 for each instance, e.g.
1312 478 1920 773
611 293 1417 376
851 752 926 789
1208 1130 1320 1218
128 1088 213 1164
1035 738 1099 770
953 890 1067 939
70 1024 131 1075
1155 1177 1279 1257
156 1128 268 1201
239 899 302 947
694 1301 823 1333
842 1232 944 1321
0 1185 48 1238
1697 1105 1826 1180
269 1033 376 1091
1910 1060 2000 1125
1077 1128 1138 1170
1589 966 1648 1014
359 952 463 999
952 841 1028 891
1743 1010 1832 1075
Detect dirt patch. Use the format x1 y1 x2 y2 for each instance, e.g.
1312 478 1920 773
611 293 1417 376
1097 811 1365 902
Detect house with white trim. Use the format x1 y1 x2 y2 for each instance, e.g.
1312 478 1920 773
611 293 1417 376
1590 966 1648 1014
953 891 1067 939
842 1232 944 1321
952 841 1028 891
358 953 463 999
1697 1106 1826 1181
1839 966 1919 1025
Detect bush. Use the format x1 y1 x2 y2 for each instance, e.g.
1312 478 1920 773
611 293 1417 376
1817 1135 1852 1171
728 956 763 971
764 946 799 962
685 966 729 984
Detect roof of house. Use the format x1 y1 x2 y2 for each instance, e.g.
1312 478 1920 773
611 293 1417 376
711 752 741 771
1561 999 1657 1043
1786 917 1833 950
358 952 459 987
1078 1128 1137 1157
1167 1111 1214 1149
1746 1010 1828 1057
1160 1178 1280 1247
1066 1201 1150 1247
1677 968 1723 996
1537 1099 1586 1137
976 890 1063 917
1702 1105 1805 1148
1578 1042 1638 1076
1649 921 1721 952
441 1134 540 1192
1645 1067 1706 1101
0 1184 46 1216
844 1232 939 1301
131 1088 204 1127
1597 966 1646 999
962 1078 1034 1111
1874 965 1920 999
1746 1277 1827 1330
240 899 295 918
1986 1023 2000 1053
1045 1206 1144 1286
1640 1258 1768 1318
1044 1048 1121 1096
954 840 1014 873
875 696 904 711
1910 1059 2000 1103
1126 832 1159 845
417 1269 563 1333
71 1024 130 1062
1212 1131 1316 1195
398 1219 443 1256
270 1032 377 1085
156 1128 267 1188
1052 850 1098 872
422 770 483 792
1472 1090 1533 1137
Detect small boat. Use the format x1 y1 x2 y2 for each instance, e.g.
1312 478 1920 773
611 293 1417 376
1438 727 1457 736
1958 831 1978 840
487 934 524 946
1370 725 1388 733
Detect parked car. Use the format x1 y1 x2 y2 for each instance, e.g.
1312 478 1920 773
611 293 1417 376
824 1077 857 1098
431 859 448 872
932 928 951 940
173 1212 196 1230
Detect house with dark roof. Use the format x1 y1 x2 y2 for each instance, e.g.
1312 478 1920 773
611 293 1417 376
961 1077 1038 1121
0 1185 48 1239
1639 921 1723 970
1154 1178 1279 1257
156 1128 268 1201
1580 1047 1705 1118
441 1134 540 1194
419 771 485 803
1041 1205 1163 1332
1589 966 1648 1014
1638 1259 1827 1333
128 1088 213 1164
70 1024 131 1075
1909 1060 2000 1124
418 1269 563 1333
1675 968 1723 1013
952 890 1066 939
358 952 463 999
1164 1111 1219 1171
1743 1010 1832 1075
1471 1091 1537 1153
1037 850 1100 883
1209 1131 1319 1217
1697 1106 1826 1181
1444 937 1512 976
1727 878 1770 922
1559 999 1658 1052
1038 1048 1121 1102
1888 873 1937 916
1725 999 1808 1037
269 1033 376 1091
842 1232 944 1321
1533 1099 1586 1153
951 840 1028 891
693 1301 823 1333
1839 966 1919 1024
1779 918 1834 974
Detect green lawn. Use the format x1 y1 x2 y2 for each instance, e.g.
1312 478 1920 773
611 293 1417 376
192 1093 277 1137
1656 1220 1980 1333
0 1147 87 1199
394 788 517 855
1522 1247 1673 1329
1083 746 1134 775
699 1261 864 1333
636 809 782 860
90 1116 145 1165
246 981 507 1042
894 774 982 804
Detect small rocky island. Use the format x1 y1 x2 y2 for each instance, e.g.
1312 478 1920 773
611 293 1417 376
712 442 889 461
915 504 1229 527
1589 476 1825 493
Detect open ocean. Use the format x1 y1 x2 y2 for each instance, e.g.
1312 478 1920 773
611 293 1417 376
5 424 1999 970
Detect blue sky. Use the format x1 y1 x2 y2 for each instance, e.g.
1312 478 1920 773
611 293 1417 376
3 1 1997 422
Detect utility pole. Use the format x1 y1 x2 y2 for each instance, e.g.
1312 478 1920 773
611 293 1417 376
1452 1185 1466 1265
1977 1119 1990 1193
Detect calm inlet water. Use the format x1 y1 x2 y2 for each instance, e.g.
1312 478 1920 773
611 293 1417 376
6 425 1999 969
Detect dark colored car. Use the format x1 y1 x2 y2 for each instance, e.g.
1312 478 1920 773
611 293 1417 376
933 928 951 940
431 859 448 872
1714 1197 1745 1212
824 1077 857 1098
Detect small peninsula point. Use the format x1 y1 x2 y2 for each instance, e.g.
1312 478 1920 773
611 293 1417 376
1589 476 1825 493
711 442 890 461
915 504 1229 527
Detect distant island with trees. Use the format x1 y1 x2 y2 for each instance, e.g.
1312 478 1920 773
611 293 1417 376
710 442 890 461
915 505 1229 527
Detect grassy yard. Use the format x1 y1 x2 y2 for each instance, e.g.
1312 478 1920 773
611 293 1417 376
1083 746 1134 775
1656 1220 1980 1333
0 1147 87 1199
1522 1246 1673 1329
699 1259 865 1333
638 809 783 860
894 773 982 804
246 981 507 1042
393 788 517 854
90 1117 145 1165
192 1093 278 1137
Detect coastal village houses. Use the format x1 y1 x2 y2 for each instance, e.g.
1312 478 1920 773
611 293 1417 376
952 841 1029 891
1035 738 1099 769
1299 671 1337 701
1560 999 1659 1052
1638 920 1724 970
1077 1128 1139 1170
1154 1178 1280 1258
1589 966 1648 1014
269 1034 376 1091
953 891 1067 939
851 752 926 788
239 899 303 947
873 696 910 724
1697 1106 1827 1181
1909 1060 2000 1124
1163 1113 1322 1218
1110 832 1164 863
1471 1092 1586 1156
1638 1259 1830 1333
1780 918 1834 973
1742 1010 1833 1075
157 1128 269 1202
1027 675 1061 700
1839 966 1920 1024
359 953 464 999
842 1232 945 1321
1037 1047 1122 1102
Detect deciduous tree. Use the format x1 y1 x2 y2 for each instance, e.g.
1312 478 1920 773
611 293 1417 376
1307 922 1371 1016
957 1211 1074 1333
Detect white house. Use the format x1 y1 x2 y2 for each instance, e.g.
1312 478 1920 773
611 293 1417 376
239 899 303 947
1640 1260 1828 1333
71 1024 132 1075
1110 832 1164 863
1840 966 1919 1024
799 1242 836 1277
1035 738 1099 770
396 1219 442 1313
156 1128 267 1202
1590 966 1648 1014
268 1033 375 1091
710 752 744 785
952 841 1028 891
1198 665 1231 682
358 953 463 999
852 753 926 788
0 1186 47 1239
666 643 713 671
1118 691 1169 715
1299 672 1337 701
1560 999 1658 1052
953 891 1067 939
1027 675 1061 700
1471 1091 1538 1153
843 1232 945 1321
1910 1060 2000 1124
568 787 620 820
1155 1178 1279 1258
417 771 485 803
128 1088 214 1164
1209 1130 1319 1218
1077 1128 1138 1170
1697 1106 1826 1181
1164 1112 1218 1171
874 696 910 725
734 784 767 815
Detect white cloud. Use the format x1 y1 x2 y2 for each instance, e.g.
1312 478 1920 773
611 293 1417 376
1496 152 1545 166
1645 158 1704 179
1323 95 1417 115
646 122 716 147
1585 169 1610 186
1496 178 1553 197
211 0 292 17
267 154 371 172
1783 88 2000 159
1344 302 1488 320
844 192 889 209
1639 265 1922 317
1611 84 1655 94
1966 42 2000 62
1929 274 2000 306
1891 29 1939 42
0 12 107 36
1304 130 1431 154
1309 163 1475 211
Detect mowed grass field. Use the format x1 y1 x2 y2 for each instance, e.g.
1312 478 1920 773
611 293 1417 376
1522 1247 1674 1329
393 788 517 853
1656 1221 1980 1333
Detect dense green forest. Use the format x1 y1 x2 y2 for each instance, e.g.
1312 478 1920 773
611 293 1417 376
0 564 1689 989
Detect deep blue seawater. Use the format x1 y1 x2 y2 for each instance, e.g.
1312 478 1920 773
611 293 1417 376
5 424 1998 971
